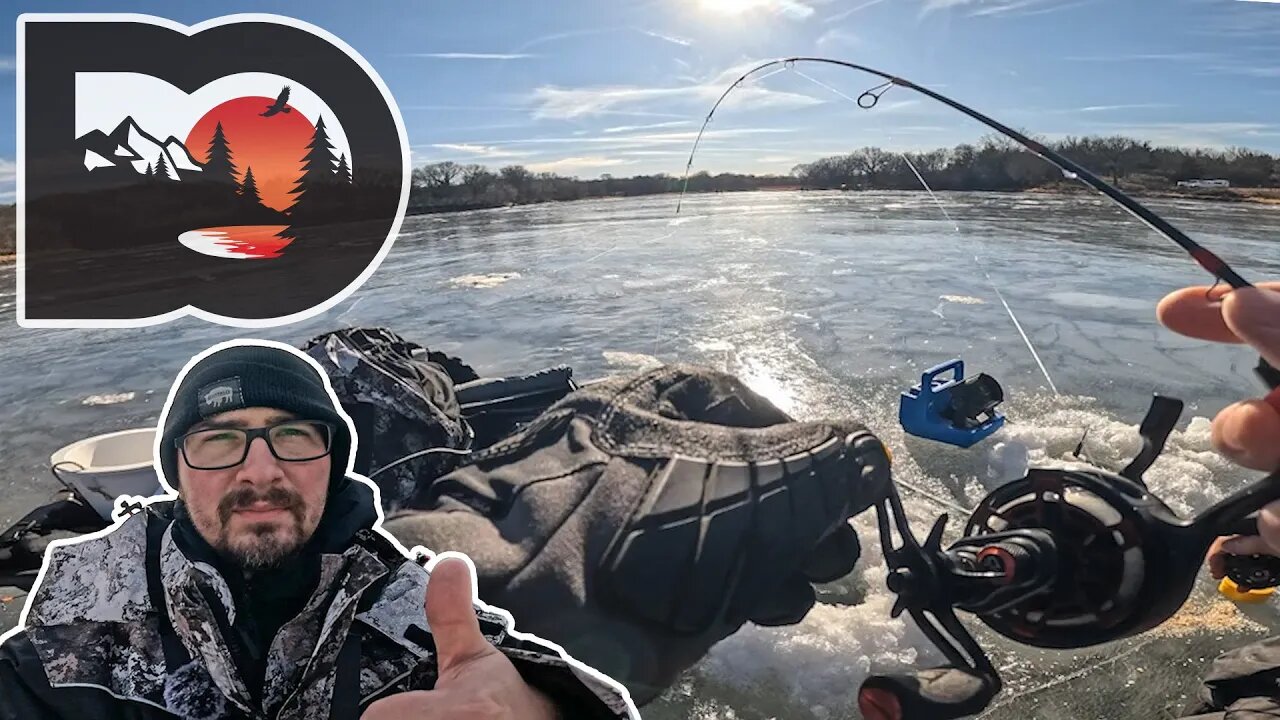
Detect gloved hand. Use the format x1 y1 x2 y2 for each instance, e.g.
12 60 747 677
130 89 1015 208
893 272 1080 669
381 364 893 705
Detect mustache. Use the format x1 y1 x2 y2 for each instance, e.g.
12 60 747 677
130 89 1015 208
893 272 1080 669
217 484 304 525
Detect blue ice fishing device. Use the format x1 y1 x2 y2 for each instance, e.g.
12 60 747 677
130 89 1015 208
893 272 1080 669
899 359 1006 448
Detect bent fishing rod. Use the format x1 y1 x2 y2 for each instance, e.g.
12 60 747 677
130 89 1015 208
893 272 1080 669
680 57 1280 720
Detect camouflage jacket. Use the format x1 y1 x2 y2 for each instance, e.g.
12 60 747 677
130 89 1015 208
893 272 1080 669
0 496 635 720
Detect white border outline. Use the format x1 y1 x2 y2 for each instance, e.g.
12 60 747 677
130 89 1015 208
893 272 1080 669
0 339 640 719
15 13 412 330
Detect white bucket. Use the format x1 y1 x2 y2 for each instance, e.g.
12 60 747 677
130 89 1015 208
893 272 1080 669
49 428 165 521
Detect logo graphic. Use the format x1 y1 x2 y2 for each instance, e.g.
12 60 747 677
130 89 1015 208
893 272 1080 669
197 377 243 415
18 14 410 328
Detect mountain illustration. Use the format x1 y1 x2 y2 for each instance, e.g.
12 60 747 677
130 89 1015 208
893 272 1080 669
75 116 205 181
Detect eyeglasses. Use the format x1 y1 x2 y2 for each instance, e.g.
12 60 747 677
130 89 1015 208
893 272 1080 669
176 420 335 470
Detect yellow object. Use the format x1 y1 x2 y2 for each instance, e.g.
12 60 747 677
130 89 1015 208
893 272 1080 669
1219 577 1277 604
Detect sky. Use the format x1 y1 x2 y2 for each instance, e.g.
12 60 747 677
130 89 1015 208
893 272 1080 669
3 0 1280 198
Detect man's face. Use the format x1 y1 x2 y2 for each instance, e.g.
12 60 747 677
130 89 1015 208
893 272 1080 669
177 407 330 569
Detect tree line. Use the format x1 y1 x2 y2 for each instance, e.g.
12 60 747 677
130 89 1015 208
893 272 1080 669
790 135 1279 192
408 135 1280 214
408 161 792 213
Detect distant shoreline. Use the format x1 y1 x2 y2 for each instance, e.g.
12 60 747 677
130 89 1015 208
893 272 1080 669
2 186 1276 265
1025 183 1280 206
399 184 1280 218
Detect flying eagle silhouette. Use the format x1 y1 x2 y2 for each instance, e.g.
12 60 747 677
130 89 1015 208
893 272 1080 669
261 86 292 117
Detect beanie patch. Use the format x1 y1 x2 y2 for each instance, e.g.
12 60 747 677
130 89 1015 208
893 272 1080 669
196 377 245 417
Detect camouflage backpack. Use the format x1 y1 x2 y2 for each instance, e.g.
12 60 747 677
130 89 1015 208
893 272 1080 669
300 327 474 512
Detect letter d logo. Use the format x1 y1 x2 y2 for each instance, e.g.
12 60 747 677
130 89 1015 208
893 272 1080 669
17 14 409 328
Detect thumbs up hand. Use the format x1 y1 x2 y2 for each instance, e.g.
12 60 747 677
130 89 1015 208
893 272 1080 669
360 554 560 720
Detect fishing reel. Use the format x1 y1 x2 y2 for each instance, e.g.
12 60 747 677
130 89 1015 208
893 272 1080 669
859 394 1280 720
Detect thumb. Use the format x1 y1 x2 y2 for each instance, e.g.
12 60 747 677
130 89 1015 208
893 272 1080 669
425 554 493 674
1222 287 1280 369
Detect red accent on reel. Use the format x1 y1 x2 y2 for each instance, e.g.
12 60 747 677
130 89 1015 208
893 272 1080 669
977 545 1018 585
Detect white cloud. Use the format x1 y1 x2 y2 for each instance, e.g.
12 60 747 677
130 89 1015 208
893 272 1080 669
1207 64 1280 77
922 0 977 10
428 143 533 159
527 63 824 120
526 155 640 175
776 0 817 17
1078 103 1176 112
415 128 803 172
637 29 692 47
876 99 925 113
970 0 1050 15
1065 52 1217 62
467 128 795 149
402 52 536 60
529 83 821 119
921 0 1085 15
515 28 613 53
402 103 688 120
512 26 698 54
825 0 891 22
817 28 860 48
618 150 691 156
699 0 816 19
602 120 694 133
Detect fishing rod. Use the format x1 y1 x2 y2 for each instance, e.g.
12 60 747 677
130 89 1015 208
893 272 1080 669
677 56 1280 391
680 58 1280 720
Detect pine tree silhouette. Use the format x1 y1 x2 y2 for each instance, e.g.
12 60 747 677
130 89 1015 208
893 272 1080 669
203 121 237 184
240 165 263 206
335 153 352 184
286 115 338 221
154 154 171 181
144 162 154 179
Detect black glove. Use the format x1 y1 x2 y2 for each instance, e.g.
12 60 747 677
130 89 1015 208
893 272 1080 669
381 364 893 705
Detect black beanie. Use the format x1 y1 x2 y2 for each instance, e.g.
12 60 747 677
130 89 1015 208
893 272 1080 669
159 343 352 489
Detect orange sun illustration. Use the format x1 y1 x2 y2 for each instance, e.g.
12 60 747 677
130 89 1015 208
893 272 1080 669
186 96 328 212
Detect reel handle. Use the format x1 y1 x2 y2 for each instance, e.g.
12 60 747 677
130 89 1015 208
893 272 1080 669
1216 510 1280 591
1224 554 1280 591
858 667 1000 720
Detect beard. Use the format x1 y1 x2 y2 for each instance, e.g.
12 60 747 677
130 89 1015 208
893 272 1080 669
206 484 316 570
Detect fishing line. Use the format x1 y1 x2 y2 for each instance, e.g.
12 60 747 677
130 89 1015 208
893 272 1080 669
780 64 1063 396
788 65 864 106
894 476 974 515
